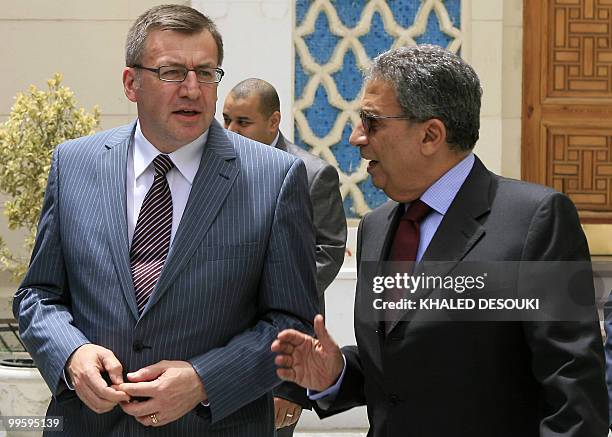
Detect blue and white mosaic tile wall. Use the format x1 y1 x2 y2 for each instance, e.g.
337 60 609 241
294 0 462 218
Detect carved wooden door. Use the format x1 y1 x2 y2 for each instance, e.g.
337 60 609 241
523 0 612 252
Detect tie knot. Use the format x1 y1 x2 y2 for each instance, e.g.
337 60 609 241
153 154 174 176
403 199 431 223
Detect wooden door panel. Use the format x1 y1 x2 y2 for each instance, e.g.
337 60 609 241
546 0 612 102
523 0 612 227
544 124 612 216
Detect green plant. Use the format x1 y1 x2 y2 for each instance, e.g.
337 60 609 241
0 73 100 281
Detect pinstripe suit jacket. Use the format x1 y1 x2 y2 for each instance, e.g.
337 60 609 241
13 119 319 436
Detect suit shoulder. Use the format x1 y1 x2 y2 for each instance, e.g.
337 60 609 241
285 142 331 173
495 175 570 209
57 123 134 156
361 200 397 226
226 129 299 169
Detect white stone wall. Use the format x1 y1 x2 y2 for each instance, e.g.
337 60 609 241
462 0 523 177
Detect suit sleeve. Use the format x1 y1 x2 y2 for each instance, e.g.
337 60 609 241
312 345 366 417
272 382 311 410
12 147 91 397
189 158 319 423
521 192 608 436
309 164 346 297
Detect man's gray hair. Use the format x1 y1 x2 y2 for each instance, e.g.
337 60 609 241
230 78 281 118
366 45 482 151
126 4 224 67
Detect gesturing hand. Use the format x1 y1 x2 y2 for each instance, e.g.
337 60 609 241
116 360 206 427
271 314 344 392
66 344 130 414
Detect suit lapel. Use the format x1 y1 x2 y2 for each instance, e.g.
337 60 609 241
369 203 402 269
143 120 239 312
386 157 492 334
358 202 401 335
421 157 491 264
97 123 140 320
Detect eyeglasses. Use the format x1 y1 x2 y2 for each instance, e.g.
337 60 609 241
359 110 412 134
132 65 225 84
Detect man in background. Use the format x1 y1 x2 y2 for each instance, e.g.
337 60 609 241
223 79 346 434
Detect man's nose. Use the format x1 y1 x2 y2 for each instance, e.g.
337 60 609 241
179 71 202 99
349 122 367 147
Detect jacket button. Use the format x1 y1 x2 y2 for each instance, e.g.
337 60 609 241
389 394 399 405
132 340 144 352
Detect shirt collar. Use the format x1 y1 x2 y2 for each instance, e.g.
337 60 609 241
418 153 475 215
269 131 281 148
133 120 207 184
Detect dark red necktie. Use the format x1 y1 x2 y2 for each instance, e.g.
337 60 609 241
388 199 432 262
130 154 174 314
385 199 431 332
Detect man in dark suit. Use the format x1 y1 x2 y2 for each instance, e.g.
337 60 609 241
272 45 608 437
223 78 346 434
13 5 318 436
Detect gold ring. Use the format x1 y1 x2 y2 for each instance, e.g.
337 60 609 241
286 413 294 418
150 413 159 424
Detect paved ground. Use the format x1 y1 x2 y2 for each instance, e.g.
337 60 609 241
295 433 366 437
0 430 354 437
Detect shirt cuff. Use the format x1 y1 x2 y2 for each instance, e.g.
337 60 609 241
63 368 75 391
201 400 210 407
307 354 346 401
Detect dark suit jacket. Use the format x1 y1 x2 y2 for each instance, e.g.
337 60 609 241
13 120 319 436
315 156 607 437
274 133 346 409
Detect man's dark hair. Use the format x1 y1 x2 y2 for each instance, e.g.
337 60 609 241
230 78 281 118
367 44 482 151
126 4 224 67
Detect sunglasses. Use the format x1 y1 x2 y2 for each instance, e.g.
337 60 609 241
359 110 412 134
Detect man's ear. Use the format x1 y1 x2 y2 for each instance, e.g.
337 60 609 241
269 110 281 133
421 118 446 156
123 67 139 103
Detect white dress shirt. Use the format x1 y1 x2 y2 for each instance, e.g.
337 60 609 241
269 131 280 148
127 121 208 247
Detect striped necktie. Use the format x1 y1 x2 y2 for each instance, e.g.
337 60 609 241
130 154 174 314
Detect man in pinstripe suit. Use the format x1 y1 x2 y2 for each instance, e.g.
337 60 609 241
13 5 318 436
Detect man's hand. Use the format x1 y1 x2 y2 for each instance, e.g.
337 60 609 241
66 344 130 414
271 314 344 392
116 360 206 427
274 397 302 429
